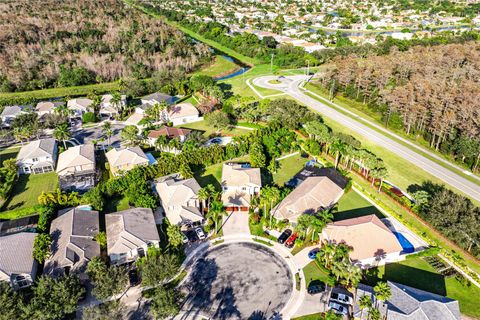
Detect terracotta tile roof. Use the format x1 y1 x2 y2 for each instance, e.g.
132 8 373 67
148 127 191 139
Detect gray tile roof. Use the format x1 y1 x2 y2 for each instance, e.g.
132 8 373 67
386 281 460 320
0 105 31 117
44 208 100 277
16 138 57 161
141 92 175 104
0 232 37 277
106 208 160 255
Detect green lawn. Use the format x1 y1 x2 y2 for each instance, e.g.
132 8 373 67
177 120 251 138
272 153 308 187
1 172 58 214
291 313 324 320
194 155 251 190
0 147 20 164
103 195 130 214
303 261 334 287
197 55 239 78
363 256 480 318
334 189 383 221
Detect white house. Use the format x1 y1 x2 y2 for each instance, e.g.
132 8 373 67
0 232 38 290
67 98 92 118
140 92 175 107
106 208 160 265
167 102 200 126
16 138 58 174
56 144 96 191
100 94 126 119
35 101 64 117
0 105 31 126
221 162 262 211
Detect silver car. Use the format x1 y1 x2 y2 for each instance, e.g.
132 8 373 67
328 301 349 316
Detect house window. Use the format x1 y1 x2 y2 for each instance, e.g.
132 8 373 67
32 158 38 162
242 187 246 191
24 167 30 173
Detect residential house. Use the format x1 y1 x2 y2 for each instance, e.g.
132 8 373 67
0 232 38 289
67 98 92 118
0 105 31 127
16 138 58 174
100 94 126 119
155 173 203 225
106 208 160 265
221 162 262 211
147 127 192 146
166 103 200 126
56 144 96 192
35 101 64 117
44 208 100 279
353 282 461 320
140 92 176 107
0 216 38 236
105 146 149 176
320 214 403 268
272 176 344 224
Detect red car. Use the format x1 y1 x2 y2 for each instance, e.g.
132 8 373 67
285 233 298 248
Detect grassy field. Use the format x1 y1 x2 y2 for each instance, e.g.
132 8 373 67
363 255 480 318
177 120 252 138
334 189 383 221
194 155 251 190
103 195 130 213
303 261 333 287
305 82 480 187
272 153 308 187
0 147 20 163
1 172 57 213
198 55 239 78
291 313 324 320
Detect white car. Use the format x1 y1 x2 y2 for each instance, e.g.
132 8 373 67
195 227 206 240
330 292 353 305
328 301 349 316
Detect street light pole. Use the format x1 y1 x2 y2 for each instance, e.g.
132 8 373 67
270 53 274 73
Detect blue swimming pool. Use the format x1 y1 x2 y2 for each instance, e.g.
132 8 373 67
393 232 415 253
145 152 158 165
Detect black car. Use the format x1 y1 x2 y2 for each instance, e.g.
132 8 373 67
277 229 292 244
308 282 326 295
128 268 140 286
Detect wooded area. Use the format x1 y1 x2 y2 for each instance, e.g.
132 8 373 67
318 41 480 170
0 0 211 92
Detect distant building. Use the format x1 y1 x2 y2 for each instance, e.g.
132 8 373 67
106 208 160 265
0 232 38 289
16 138 58 174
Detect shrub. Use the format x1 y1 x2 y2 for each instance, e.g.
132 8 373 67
82 112 97 123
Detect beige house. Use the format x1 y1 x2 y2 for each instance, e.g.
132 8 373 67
320 215 403 268
44 208 100 279
35 101 64 117
272 176 344 224
0 232 38 289
167 103 200 126
105 147 149 176
155 174 203 225
106 208 160 265
221 163 261 211
56 144 96 191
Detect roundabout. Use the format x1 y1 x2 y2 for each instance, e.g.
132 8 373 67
179 242 294 320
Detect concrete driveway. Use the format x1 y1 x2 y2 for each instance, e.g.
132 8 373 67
179 242 293 320
221 211 250 236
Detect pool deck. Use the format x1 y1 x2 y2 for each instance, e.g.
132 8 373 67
381 217 429 254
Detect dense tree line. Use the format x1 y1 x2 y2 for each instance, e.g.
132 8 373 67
0 159 17 204
0 0 211 92
317 41 480 171
409 182 480 258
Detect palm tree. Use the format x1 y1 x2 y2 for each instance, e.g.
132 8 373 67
373 282 391 308
341 263 362 288
155 135 169 151
330 140 345 169
318 242 337 269
359 295 373 319
309 211 332 242
208 200 226 235
296 214 312 240
102 121 113 146
53 123 71 149
369 307 381 320
198 187 210 212
111 92 122 114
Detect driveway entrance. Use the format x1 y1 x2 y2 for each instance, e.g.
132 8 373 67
221 210 250 236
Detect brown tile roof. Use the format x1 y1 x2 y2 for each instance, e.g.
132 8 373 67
148 127 191 139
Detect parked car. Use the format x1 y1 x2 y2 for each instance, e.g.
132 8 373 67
277 229 292 244
307 282 326 295
128 268 140 286
195 227 206 240
328 301 349 316
331 292 354 305
182 232 189 244
308 248 320 259
285 233 298 248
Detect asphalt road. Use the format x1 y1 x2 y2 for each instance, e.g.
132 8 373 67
253 75 480 202
179 242 293 320
72 123 126 148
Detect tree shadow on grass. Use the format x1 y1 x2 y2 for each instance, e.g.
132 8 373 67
3 174 30 211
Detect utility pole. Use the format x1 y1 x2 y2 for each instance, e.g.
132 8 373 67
306 60 310 76
270 53 274 73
